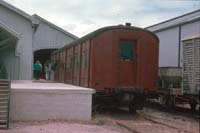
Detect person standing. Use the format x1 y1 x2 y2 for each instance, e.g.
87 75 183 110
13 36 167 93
44 60 51 80
34 61 42 80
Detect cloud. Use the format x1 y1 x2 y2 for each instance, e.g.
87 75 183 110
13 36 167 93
5 0 200 37
63 24 77 32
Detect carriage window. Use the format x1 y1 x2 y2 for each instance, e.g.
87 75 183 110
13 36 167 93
120 41 134 61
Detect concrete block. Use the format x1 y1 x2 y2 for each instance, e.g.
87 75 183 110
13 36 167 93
10 80 95 121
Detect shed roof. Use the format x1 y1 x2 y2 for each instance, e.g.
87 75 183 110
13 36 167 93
146 9 200 32
53 25 159 54
33 14 78 40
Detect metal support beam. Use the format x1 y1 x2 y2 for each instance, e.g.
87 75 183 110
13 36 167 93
0 38 12 49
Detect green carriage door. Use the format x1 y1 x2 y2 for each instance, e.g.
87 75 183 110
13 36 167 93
118 40 137 87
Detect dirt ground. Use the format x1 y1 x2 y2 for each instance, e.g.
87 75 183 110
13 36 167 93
0 122 130 133
0 108 199 133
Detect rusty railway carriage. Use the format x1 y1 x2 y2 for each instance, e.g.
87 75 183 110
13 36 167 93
52 25 159 112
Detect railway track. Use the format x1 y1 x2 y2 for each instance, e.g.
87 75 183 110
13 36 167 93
94 105 199 133
145 100 200 120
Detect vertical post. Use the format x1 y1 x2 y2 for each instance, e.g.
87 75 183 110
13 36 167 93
64 49 67 83
88 40 92 88
79 44 82 86
72 47 75 84
178 25 181 67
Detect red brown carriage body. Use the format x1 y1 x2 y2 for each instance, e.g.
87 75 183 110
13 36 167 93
52 25 159 111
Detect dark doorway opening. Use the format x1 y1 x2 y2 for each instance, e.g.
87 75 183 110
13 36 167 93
34 49 57 79
0 63 8 79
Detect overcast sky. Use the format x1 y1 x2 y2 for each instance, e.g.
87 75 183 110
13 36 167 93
5 0 200 37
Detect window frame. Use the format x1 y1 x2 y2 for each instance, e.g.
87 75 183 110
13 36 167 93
119 40 136 62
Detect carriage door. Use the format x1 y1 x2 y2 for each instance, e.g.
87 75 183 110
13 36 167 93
119 40 137 87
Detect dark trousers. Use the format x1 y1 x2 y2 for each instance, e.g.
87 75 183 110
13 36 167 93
34 70 41 80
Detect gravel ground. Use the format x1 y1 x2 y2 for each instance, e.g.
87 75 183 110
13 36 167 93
94 108 199 133
0 108 199 133
142 108 200 133
117 120 180 133
0 121 130 133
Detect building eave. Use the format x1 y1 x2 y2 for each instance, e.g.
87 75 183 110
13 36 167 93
0 20 21 39
0 0 39 25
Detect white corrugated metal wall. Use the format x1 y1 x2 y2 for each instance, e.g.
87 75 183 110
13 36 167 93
0 3 77 80
33 16 76 52
155 27 179 67
0 4 33 80
147 14 200 67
